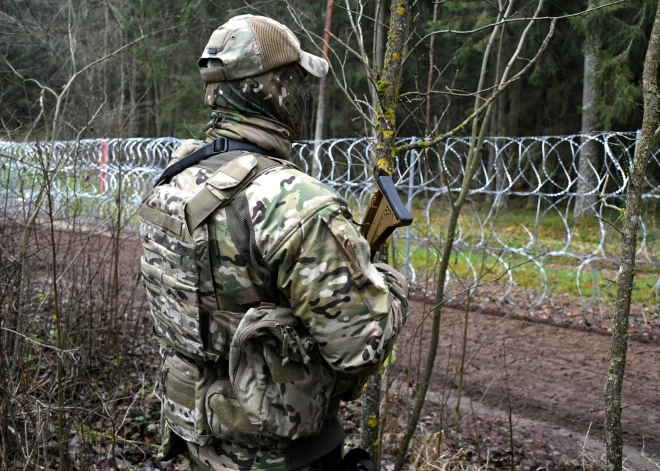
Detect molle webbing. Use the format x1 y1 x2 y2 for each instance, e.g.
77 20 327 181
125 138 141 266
139 205 183 236
140 151 285 364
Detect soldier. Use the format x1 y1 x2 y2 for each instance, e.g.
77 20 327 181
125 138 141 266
139 14 409 471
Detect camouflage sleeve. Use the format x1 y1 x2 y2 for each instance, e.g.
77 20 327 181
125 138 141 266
271 204 409 376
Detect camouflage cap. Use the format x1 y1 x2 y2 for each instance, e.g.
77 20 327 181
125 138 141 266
199 15 329 82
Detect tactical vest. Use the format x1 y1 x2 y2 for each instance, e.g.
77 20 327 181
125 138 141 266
139 147 339 452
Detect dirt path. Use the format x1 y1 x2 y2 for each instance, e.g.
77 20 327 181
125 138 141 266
85 232 660 467
395 301 660 468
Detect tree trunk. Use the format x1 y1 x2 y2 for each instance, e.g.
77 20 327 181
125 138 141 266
360 2 390 463
154 79 162 137
424 2 438 135
368 0 390 163
374 0 388 74
604 3 660 470
360 1 409 464
574 0 600 217
424 2 439 186
119 30 125 134
372 1 407 178
128 64 137 137
493 27 509 210
103 1 109 133
312 0 335 178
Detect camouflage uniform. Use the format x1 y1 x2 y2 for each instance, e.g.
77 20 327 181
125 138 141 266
157 132 408 471
143 14 409 471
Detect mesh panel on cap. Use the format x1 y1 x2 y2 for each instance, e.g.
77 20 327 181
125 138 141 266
246 17 300 72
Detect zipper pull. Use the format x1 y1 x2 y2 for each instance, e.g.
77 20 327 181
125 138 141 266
289 327 311 366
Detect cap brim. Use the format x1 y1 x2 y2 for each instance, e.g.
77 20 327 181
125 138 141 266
298 50 329 78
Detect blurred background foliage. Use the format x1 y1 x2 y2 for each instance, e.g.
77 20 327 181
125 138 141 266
0 0 656 141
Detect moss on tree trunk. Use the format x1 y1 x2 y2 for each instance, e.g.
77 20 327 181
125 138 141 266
604 2 660 470
359 1 410 465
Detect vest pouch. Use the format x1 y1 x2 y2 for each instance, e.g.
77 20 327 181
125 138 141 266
229 305 336 440
206 379 259 436
159 349 215 446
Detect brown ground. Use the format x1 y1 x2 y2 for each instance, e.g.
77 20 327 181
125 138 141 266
392 299 660 469
15 225 658 469
120 228 660 468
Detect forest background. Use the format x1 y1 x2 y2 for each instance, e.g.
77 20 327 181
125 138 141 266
1 0 655 142
2 1 660 471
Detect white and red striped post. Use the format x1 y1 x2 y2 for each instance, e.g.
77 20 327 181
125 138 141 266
99 139 109 192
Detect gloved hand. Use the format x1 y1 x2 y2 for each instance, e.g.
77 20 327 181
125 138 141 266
374 262 409 297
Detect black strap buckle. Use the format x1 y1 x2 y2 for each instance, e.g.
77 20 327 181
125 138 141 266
212 137 228 153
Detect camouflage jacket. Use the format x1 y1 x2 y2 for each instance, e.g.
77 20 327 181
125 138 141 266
161 139 409 470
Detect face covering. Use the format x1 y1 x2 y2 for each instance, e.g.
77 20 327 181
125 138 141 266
203 63 310 137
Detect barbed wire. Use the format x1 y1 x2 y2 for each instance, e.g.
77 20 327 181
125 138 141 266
1 132 659 311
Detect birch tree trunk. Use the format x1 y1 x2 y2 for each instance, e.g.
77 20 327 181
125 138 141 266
574 0 600 217
604 2 660 470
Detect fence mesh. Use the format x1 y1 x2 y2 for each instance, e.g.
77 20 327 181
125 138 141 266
1 132 659 315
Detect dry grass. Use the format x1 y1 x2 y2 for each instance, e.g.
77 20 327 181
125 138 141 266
407 431 489 471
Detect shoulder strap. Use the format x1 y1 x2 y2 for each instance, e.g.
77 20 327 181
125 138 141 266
156 137 276 187
184 154 281 233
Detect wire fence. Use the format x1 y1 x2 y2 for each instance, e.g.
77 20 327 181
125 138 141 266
1 132 659 314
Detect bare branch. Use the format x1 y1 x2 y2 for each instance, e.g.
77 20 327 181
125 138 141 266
394 19 557 154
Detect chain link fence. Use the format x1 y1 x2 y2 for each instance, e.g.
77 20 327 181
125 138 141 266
1 132 659 312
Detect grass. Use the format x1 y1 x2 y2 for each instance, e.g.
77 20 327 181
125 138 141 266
392 199 660 307
3 163 659 308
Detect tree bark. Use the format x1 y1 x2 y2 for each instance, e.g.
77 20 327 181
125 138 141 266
369 0 390 157
493 23 509 209
128 61 137 137
374 0 389 74
574 0 600 217
424 2 438 135
119 29 125 134
103 1 109 133
603 3 660 471
372 1 407 179
359 1 409 464
424 2 438 185
312 0 335 178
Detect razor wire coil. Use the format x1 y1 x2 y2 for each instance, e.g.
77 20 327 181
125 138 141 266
1 131 658 310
